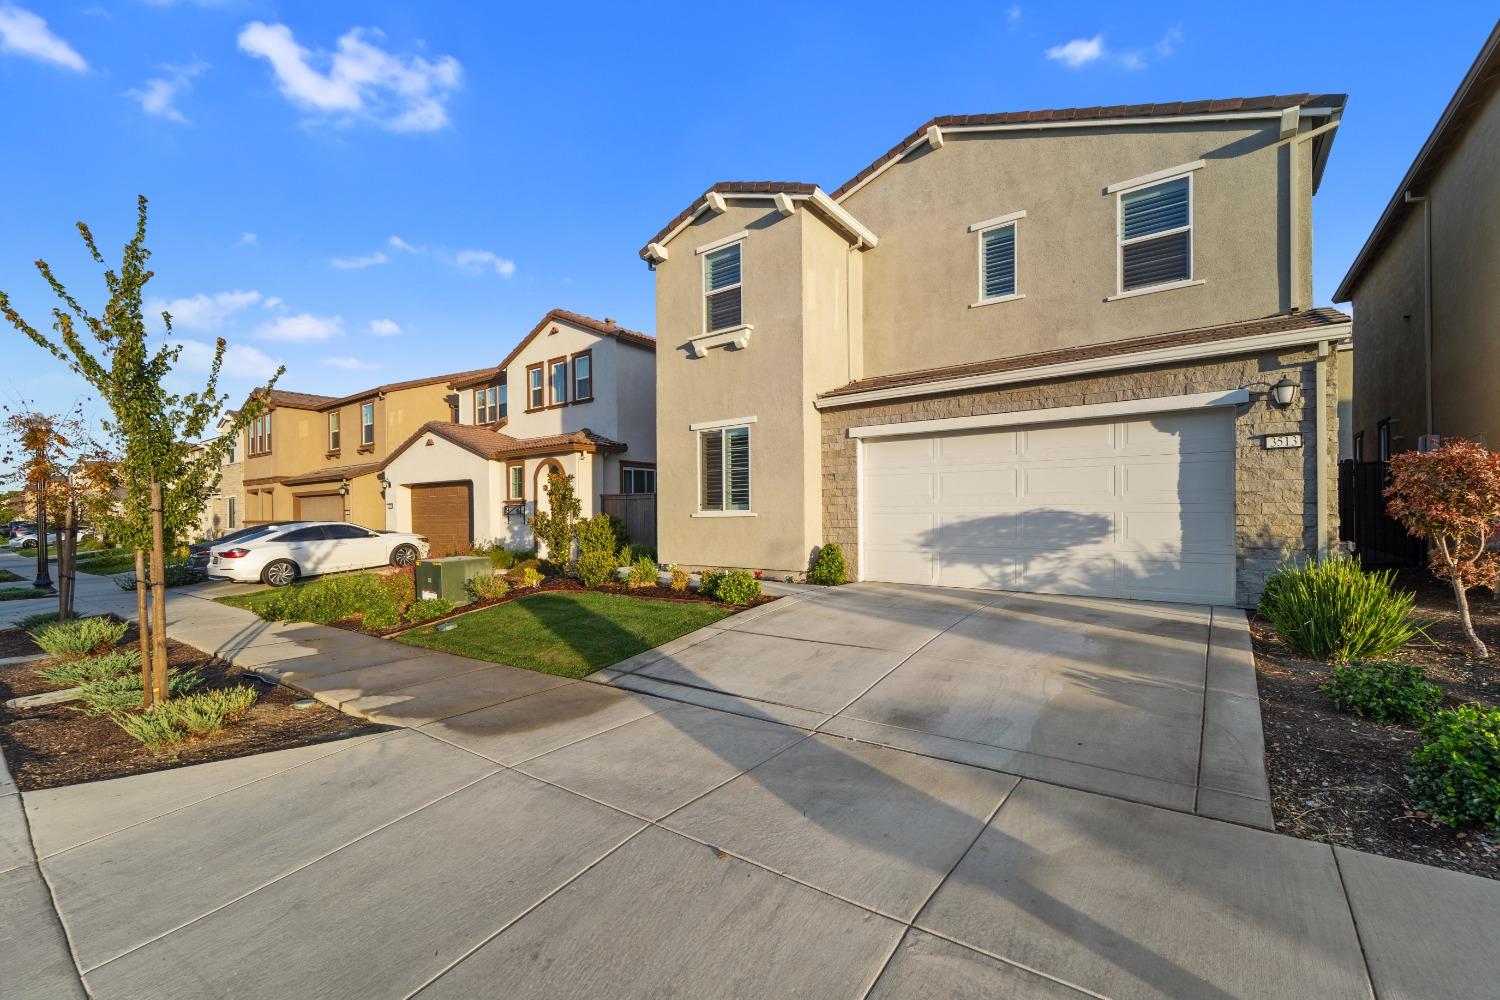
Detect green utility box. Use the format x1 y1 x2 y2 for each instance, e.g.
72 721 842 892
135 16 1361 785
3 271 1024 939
414 556 491 604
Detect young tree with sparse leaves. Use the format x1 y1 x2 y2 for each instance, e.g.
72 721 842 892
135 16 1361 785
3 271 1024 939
0 196 283 705
1386 439 1500 659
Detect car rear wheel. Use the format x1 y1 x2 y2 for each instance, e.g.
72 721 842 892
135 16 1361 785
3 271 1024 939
391 544 418 568
262 559 299 587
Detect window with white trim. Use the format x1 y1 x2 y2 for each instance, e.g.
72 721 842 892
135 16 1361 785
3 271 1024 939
1119 175 1192 292
572 352 592 401
621 466 655 494
699 425 750 512
978 222 1017 301
328 411 340 451
360 402 375 446
527 365 544 410
507 463 525 501
474 385 501 424
703 242 743 333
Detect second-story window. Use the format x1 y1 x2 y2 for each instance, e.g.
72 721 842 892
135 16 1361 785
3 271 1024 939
249 414 272 456
1119 175 1192 293
498 383 508 420
527 364 544 410
360 402 375 446
475 385 501 424
704 242 743 332
548 359 568 406
573 351 592 402
328 411 340 451
979 223 1017 302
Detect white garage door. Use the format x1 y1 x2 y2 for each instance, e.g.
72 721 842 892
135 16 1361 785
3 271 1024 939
860 408 1235 604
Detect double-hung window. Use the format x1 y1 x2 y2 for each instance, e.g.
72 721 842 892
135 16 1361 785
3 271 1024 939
328 411 340 451
621 465 655 494
249 414 272 455
548 359 568 406
498 383 507 420
474 385 501 424
572 352 593 402
527 365 544 410
703 242 743 333
1118 175 1192 293
699 425 750 512
360 402 375 446
506 461 525 501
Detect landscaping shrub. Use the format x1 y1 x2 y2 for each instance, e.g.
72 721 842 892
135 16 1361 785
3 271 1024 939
110 709 185 749
0 587 54 601
77 669 201 715
704 569 760 605
111 562 200 588
30 616 128 660
808 544 848 586
698 569 725 598
404 598 455 624
627 555 659 589
1408 704 1500 830
472 542 517 570
466 573 511 602
255 574 407 628
36 650 139 687
575 551 618 588
669 566 689 592
12 611 62 631
375 566 416 609
109 686 259 748
617 543 658 565
516 566 543 588
1258 557 1423 663
575 514 623 587
1320 661 1443 725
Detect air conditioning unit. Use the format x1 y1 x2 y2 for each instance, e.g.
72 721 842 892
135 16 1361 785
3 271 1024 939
1417 434 1442 453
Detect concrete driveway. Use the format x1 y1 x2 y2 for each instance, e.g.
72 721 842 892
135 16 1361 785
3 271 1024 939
6 573 1498 998
605 583 1271 827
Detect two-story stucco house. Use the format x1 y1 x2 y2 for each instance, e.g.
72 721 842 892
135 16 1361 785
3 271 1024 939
1335 22 1499 459
644 94 1351 607
380 309 656 555
240 369 490 531
190 412 243 541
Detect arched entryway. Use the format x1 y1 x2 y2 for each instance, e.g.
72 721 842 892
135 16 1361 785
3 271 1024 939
532 459 566 559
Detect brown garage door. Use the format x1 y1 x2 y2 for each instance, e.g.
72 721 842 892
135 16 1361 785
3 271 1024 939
410 482 473 556
295 493 345 521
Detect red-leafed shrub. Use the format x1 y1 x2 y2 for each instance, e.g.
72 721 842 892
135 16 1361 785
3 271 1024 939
1386 440 1500 658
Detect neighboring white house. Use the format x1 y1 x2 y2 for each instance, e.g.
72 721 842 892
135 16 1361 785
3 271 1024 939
380 309 656 554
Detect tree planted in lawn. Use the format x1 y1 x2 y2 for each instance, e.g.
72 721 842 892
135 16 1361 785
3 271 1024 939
1385 439 1500 659
529 471 581 564
0 196 283 704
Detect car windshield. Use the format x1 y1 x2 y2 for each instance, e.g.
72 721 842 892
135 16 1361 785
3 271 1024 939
218 527 278 546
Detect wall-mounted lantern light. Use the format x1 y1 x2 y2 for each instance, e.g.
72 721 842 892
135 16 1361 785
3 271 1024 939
338 481 350 497
1269 377 1300 409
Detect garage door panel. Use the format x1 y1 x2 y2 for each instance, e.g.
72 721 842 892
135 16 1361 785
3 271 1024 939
410 482 473 557
862 408 1234 604
295 493 344 521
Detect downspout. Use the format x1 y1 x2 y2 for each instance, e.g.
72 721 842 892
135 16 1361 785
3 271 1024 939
1316 341 1330 559
1403 191 1433 438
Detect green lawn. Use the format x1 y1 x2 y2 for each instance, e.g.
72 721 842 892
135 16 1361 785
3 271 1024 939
397 590 729 679
0 586 54 601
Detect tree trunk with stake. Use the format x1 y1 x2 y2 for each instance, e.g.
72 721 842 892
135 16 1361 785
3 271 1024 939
58 496 76 619
134 548 152 709
149 481 170 702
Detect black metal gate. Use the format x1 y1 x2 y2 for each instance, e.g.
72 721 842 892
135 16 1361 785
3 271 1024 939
1338 460 1425 567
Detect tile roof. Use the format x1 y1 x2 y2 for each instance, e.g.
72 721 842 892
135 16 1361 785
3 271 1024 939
1336 23 1499 300
817 308 1352 402
450 309 655 390
281 462 385 486
640 95 1346 253
380 421 627 470
267 389 337 409
262 368 499 412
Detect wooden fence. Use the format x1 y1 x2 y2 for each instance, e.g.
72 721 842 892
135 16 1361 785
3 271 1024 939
600 493 656 549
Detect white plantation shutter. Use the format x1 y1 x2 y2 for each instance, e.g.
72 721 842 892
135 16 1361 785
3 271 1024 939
704 244 743 332
1120 176 1191 291
701 431 724 509
981 224 1016 299
699 425 751 511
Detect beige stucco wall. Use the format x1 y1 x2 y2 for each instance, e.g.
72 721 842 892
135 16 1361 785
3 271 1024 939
1349 84 1500 451
821 346 1341 607
842 120 1306 378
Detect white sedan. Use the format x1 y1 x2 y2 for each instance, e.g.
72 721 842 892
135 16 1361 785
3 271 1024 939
207 522 430 587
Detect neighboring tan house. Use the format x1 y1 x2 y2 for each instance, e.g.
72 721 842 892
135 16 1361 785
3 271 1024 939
380 309 656 556
240 368 491 531
643 94 1351 607
1335 20 1500 459
191 412 243 540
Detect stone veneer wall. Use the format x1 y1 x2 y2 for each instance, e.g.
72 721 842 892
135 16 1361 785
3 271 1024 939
820 347 1340 607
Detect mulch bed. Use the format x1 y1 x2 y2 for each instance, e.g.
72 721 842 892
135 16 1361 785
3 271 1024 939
1252 569 1499 880
327 574 778 638
0 622 382 792
0 629 42 658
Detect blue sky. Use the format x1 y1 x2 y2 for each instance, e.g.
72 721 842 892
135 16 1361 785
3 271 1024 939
1 1 1495 425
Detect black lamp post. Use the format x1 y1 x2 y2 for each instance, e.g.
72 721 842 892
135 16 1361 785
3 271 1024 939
33 488 53 591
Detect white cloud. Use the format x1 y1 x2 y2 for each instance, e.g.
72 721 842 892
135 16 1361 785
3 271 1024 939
127 61 207 124
1006 5 1021 26
453 249 516 278
261 296 283 310
1119 51 1146 71
174 339 282 380
387 234 418 252
150 289 262 332
1156 26 1183 58
330 250 388 270
0 4 88 71
324 355 381 371
368 318 401 337
237 21 462 132
257 312 344 343
1045 35 1103 68
238 231 258 246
